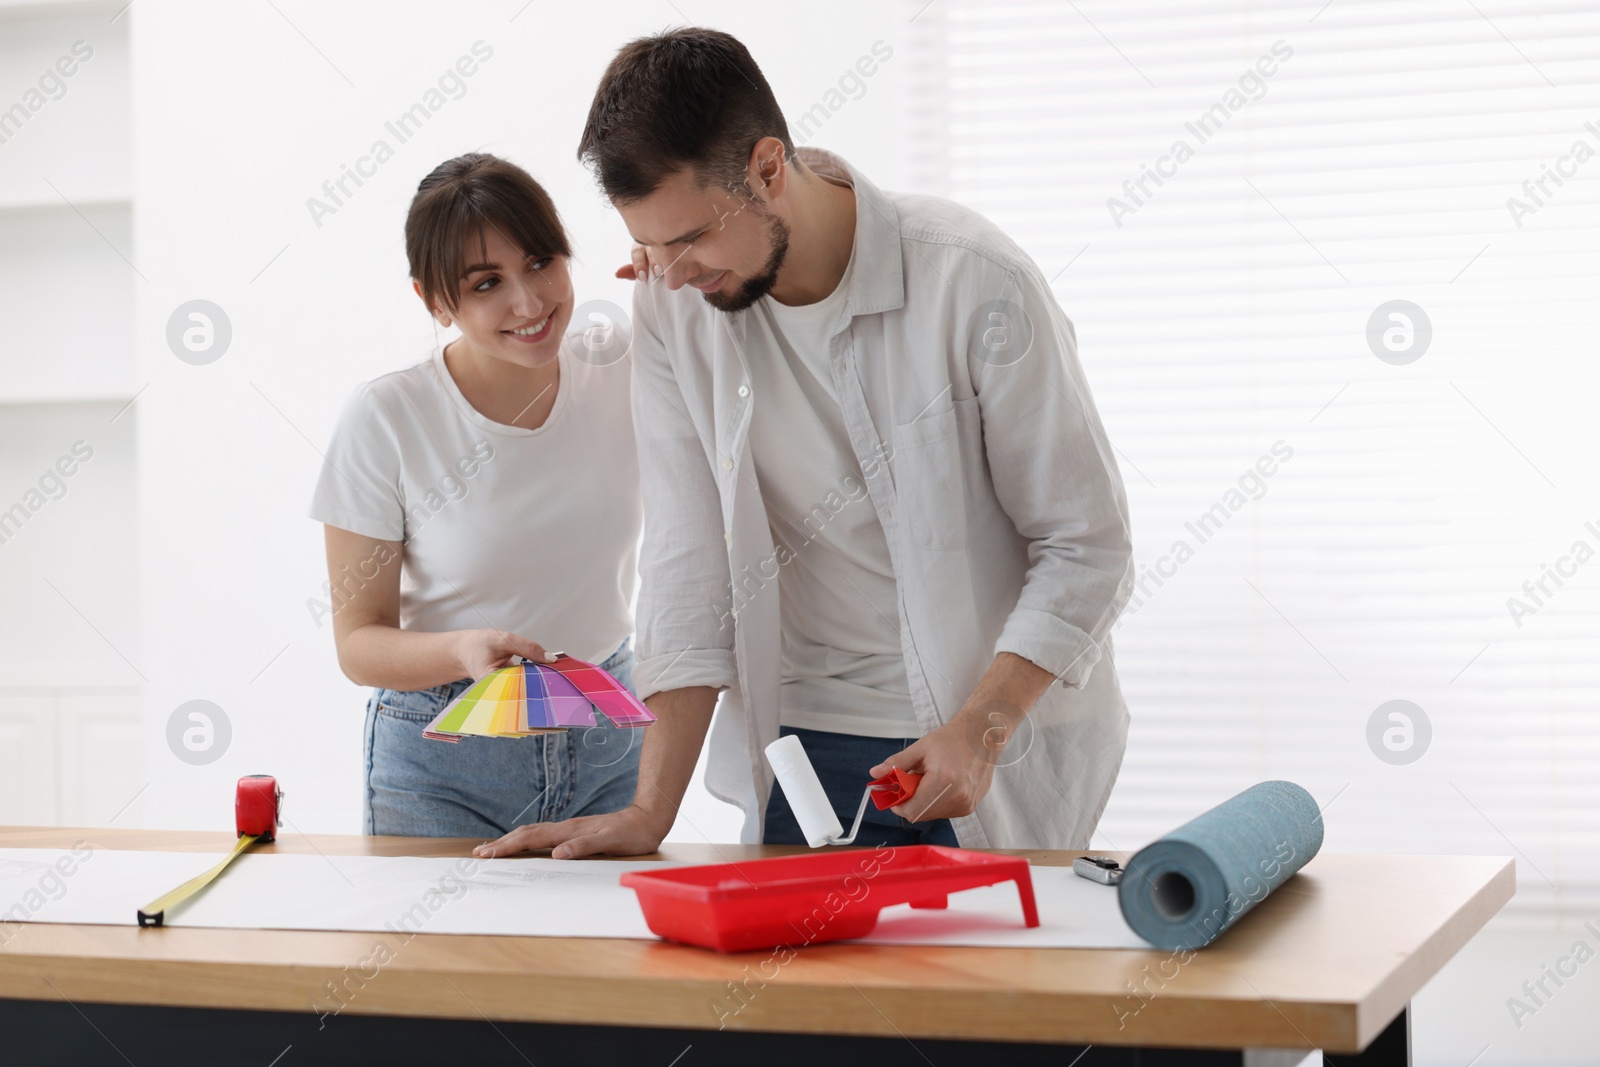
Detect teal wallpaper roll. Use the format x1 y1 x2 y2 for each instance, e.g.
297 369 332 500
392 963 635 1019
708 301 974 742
1117 780 1323 951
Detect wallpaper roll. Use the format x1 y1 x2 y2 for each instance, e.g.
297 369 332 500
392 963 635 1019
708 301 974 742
1117 780 1323 951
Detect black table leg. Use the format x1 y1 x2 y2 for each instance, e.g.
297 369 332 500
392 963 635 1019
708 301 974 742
1323 1003 1409 1066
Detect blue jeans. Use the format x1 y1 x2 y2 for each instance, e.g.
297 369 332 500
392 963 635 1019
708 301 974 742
363 637 643 838
762 724 961 847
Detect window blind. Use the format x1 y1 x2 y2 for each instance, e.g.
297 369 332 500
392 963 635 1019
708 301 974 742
901 0 1600 916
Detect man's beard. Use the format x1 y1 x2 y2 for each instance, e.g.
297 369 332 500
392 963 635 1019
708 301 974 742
703 212 791 314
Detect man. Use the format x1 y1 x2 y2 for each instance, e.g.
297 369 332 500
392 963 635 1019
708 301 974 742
476 27 1133 861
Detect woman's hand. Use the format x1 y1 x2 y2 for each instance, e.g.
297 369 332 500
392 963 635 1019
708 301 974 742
451 628 554 682
473 803 671 860
614 242 659 281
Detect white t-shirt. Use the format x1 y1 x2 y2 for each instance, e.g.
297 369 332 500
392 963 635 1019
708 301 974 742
746 248 921 739
307 328 640 667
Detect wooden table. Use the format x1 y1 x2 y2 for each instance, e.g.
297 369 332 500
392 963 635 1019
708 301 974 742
0 827 1513 1066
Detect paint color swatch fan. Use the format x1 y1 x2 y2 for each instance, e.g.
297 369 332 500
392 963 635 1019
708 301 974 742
422 653 655 742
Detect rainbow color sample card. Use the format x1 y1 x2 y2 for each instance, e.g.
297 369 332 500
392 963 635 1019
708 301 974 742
422 655 655 742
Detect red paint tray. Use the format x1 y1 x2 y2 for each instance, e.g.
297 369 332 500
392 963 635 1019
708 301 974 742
620 844 1039 953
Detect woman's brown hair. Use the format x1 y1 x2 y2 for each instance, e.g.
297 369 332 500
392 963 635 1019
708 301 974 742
405 153 572 315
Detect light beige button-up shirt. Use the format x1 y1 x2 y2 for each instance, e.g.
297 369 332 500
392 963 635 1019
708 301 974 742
629 147 1134 850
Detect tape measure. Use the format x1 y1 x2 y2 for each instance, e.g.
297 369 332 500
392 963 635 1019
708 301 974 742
137 775 283 927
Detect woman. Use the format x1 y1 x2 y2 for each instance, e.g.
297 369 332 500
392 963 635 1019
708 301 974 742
308 152 642 837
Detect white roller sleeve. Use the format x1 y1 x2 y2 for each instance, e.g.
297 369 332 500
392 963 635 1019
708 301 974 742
764 734 844 848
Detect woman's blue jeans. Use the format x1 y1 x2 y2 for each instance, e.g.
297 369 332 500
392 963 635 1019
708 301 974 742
362 637 642 838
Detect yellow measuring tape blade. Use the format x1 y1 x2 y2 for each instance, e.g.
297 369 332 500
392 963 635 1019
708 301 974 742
137 834 259 927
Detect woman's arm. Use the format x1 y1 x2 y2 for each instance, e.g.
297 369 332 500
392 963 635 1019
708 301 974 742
323 524 552 691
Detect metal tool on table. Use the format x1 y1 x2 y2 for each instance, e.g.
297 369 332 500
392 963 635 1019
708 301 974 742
136 775 283 927
1073 855 1125 885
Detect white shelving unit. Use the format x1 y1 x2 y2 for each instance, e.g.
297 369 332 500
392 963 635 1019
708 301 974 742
0 0 141 825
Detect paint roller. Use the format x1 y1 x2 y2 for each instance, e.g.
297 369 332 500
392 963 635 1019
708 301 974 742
764 735 922 847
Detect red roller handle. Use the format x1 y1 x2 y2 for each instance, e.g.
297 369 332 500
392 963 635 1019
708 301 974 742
869 767 923 810
235 775 282 841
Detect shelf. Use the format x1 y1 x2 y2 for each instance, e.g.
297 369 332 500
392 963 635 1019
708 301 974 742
0 393 139 407
0 195 132 214
0 1 125 19
0 670 142 690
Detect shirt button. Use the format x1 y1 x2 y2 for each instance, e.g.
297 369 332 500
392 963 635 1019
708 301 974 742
722 458 733 471
737 385 750 398
724 532 731 543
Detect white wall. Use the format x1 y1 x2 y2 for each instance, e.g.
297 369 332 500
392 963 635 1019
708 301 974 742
116 0 909 835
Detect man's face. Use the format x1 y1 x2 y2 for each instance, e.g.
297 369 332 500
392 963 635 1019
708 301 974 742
617 165 789 313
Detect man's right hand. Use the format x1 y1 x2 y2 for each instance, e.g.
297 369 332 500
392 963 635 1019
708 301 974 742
479 685 717 860
472 803 671 860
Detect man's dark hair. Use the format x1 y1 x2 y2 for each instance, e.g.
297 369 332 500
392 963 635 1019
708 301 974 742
577 27 794 202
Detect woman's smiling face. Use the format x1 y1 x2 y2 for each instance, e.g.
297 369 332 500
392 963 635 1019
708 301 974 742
429 225 573 368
